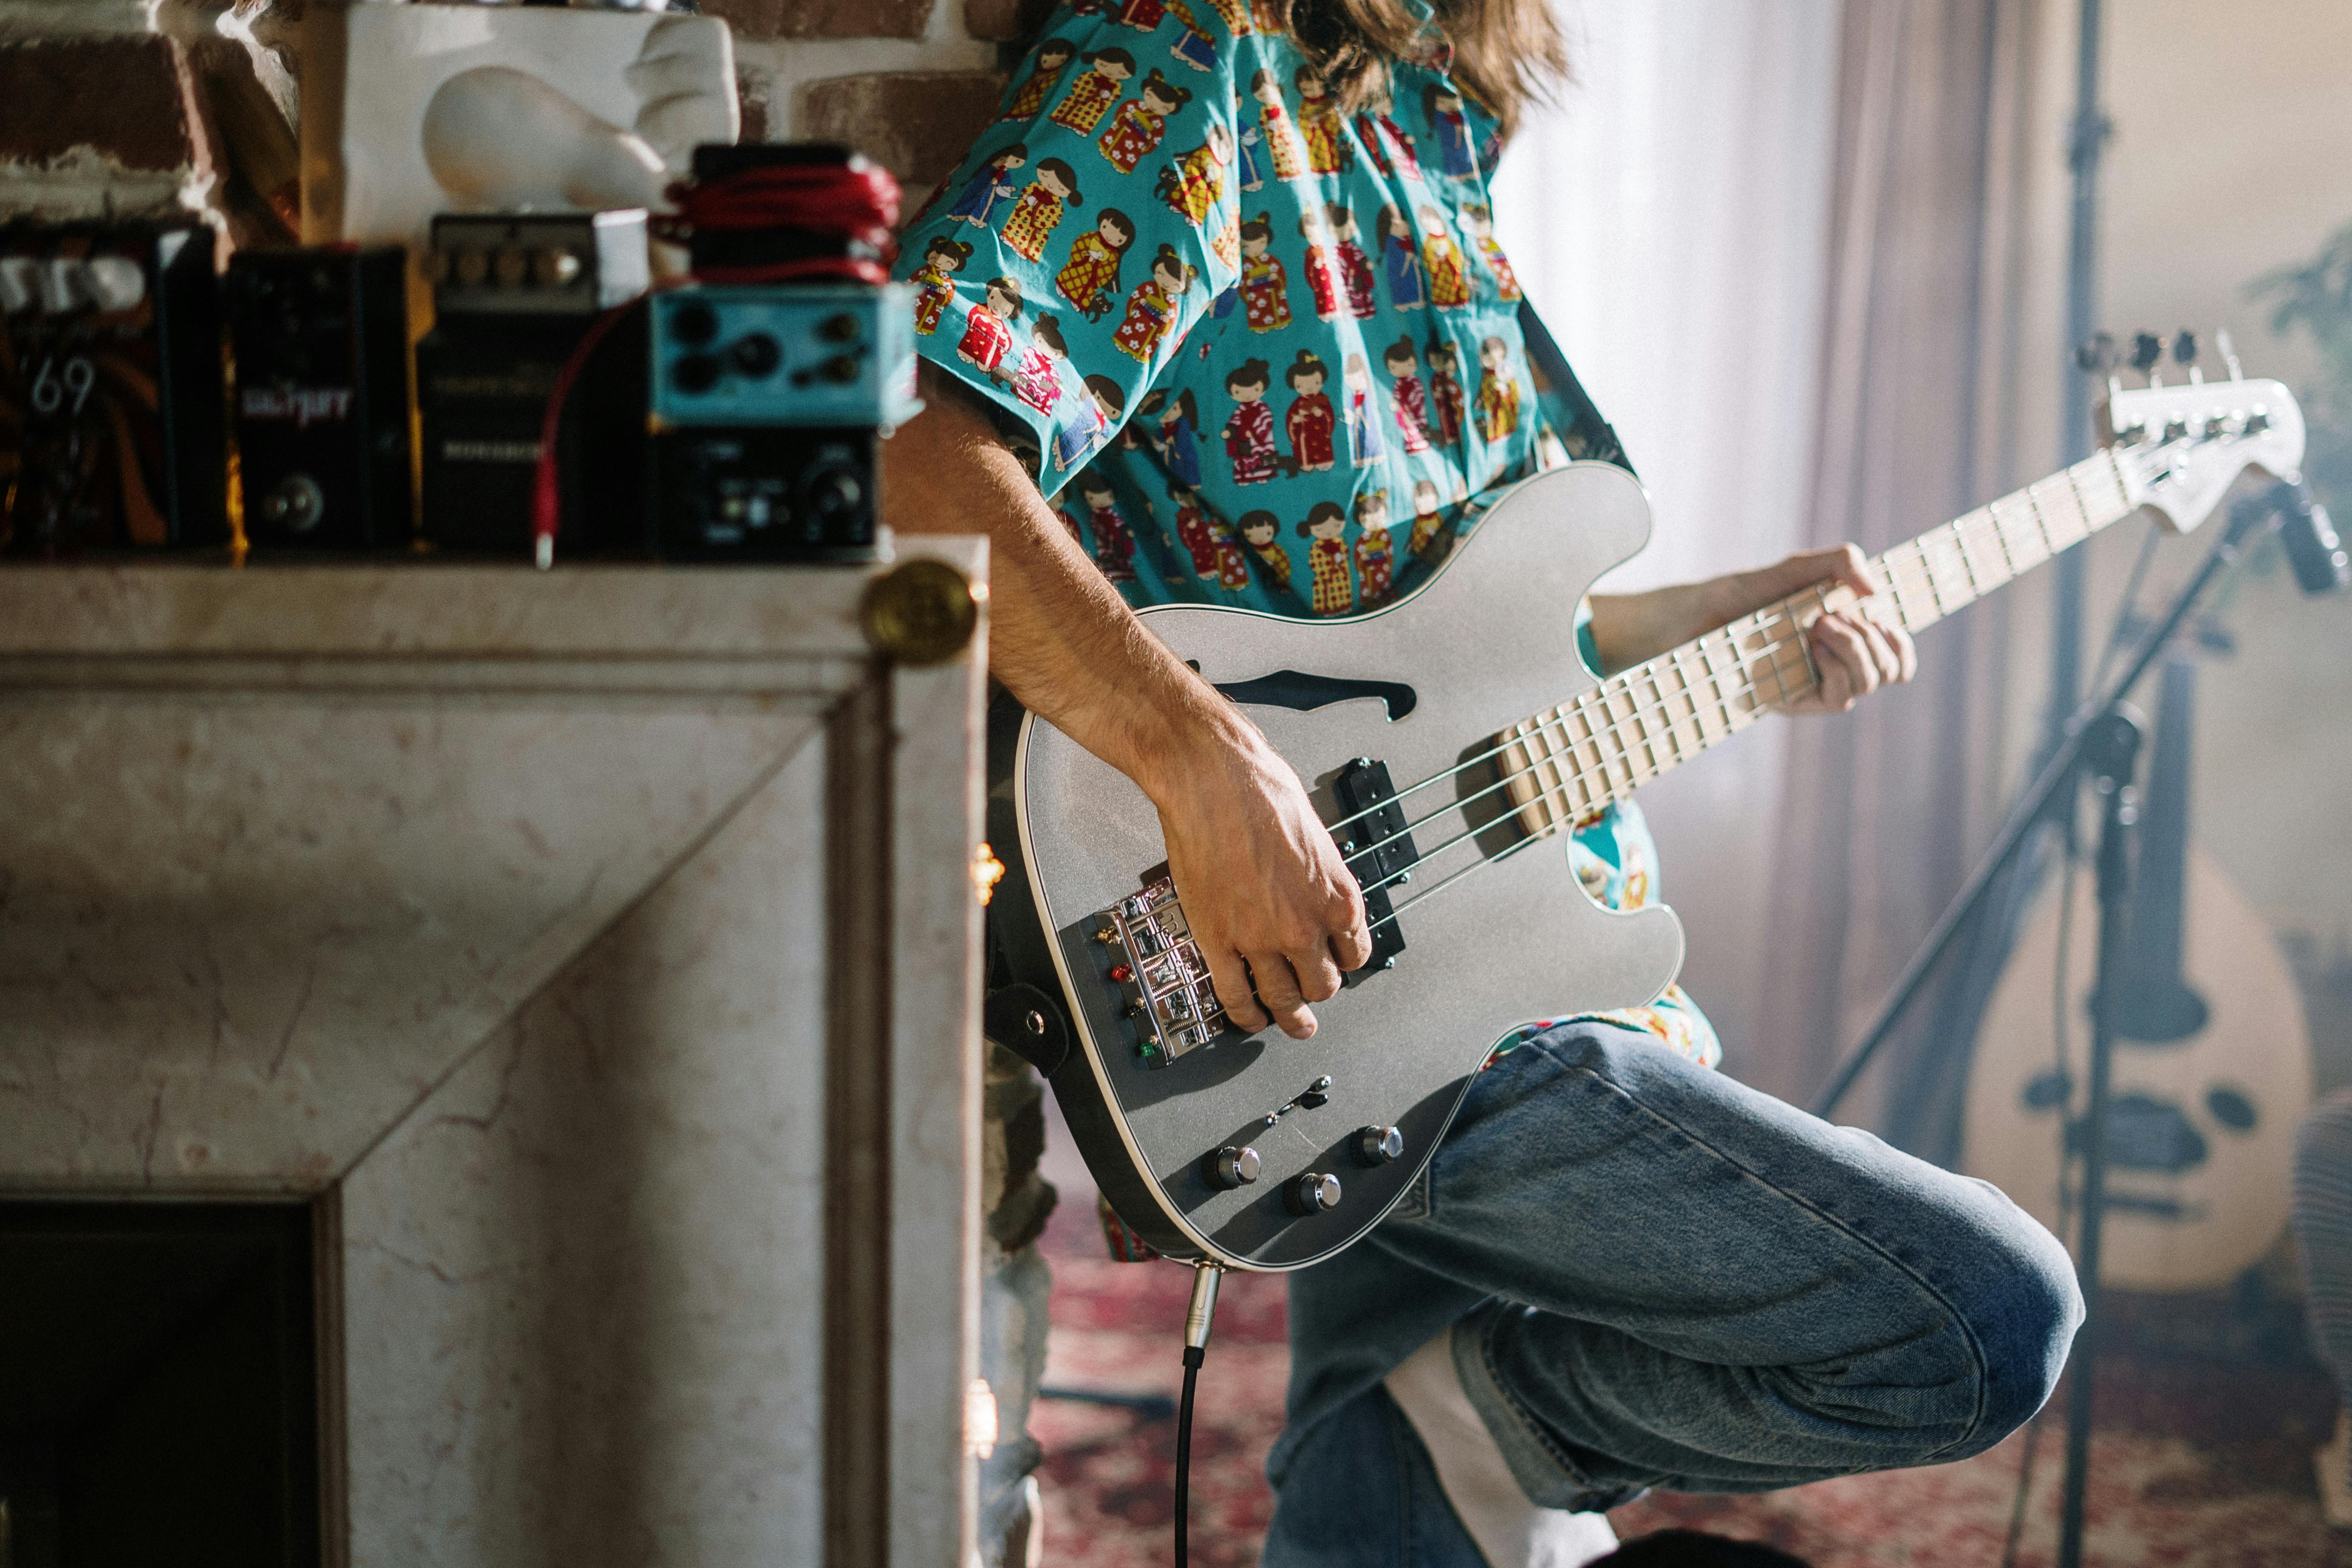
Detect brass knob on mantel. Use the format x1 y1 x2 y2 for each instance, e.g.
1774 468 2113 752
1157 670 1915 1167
859 557 985 666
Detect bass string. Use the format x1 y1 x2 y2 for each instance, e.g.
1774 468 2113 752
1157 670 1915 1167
1320 596 1822 845
1344 633 1800 907
1332 604 1821 879
1351 583 1923 935
1334 625 1809 883
1361 813 1554 939
1334 542 1965 866
1322 469 2132 941
1319 461 2094 848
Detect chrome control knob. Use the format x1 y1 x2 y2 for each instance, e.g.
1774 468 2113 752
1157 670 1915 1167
1203 1145 1260 1191
1352 1125 1404 1167
1287 1171 1341 1215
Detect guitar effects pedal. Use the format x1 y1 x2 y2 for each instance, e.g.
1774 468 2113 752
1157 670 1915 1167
226 245 413 551
646 282 918 562
418 209 651 557
648 283 918 430
1 222 229 557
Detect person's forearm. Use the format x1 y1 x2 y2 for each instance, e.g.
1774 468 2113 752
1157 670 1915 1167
881 368 1372 1039
1583 584 1727 675
882 368 1247 799
1586 544 1882 674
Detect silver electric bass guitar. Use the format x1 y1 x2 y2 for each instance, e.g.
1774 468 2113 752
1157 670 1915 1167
984 372 2305 1271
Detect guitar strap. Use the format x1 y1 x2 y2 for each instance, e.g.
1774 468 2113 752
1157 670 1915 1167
1516 299 1635 477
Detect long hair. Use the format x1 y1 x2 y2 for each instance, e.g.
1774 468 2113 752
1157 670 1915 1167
1284 0 1569 138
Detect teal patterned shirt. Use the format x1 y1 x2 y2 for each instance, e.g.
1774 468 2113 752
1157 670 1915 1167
897 0 1719 1067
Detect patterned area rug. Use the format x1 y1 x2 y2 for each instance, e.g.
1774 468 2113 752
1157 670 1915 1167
1032 1126 2345 1567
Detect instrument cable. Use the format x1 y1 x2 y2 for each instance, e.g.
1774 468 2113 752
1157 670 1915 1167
1176 1262 1223 1568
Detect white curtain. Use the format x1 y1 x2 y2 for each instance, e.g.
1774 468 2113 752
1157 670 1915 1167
1490 0 1846 1067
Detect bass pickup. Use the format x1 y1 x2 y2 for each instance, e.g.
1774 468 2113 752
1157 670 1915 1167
1331 757 1416 983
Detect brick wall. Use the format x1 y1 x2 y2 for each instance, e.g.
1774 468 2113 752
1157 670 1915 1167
721 0 1021 193
0 3 296 253
0 0 1021 240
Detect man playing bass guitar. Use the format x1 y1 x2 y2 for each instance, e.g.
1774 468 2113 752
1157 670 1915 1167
885 0 2081 1557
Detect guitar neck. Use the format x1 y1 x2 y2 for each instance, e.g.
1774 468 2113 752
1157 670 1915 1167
1500 449 2141 833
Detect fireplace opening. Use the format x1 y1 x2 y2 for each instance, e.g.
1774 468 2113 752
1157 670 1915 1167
0 1201 322 1568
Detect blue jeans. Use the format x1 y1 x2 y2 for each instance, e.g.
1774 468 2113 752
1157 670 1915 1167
1262 1023 2082 1564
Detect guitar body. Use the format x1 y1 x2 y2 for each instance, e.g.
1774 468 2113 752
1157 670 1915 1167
990 463 1686 1270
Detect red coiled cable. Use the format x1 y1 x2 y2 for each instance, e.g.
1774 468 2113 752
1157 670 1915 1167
658 160 902 282
529 158 902 567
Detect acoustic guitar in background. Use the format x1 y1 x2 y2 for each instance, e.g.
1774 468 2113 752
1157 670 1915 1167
1962 633 2314 1292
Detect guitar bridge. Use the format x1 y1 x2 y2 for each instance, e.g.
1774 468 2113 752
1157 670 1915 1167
1093 877 1227 1068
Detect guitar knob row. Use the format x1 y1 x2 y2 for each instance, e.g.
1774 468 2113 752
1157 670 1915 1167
1200 1129 1401 1213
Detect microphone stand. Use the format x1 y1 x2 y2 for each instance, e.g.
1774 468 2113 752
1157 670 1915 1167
2055 707 2140 1568
1809 482 2298 1568
1811 484 2281 1122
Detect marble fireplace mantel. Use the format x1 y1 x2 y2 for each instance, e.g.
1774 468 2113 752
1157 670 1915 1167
0 550 988 1567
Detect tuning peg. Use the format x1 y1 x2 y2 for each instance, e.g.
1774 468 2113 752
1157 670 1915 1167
2129 331 2165 380
2074 331 2118 373
2216 327 2245 381
2174 329 2203 384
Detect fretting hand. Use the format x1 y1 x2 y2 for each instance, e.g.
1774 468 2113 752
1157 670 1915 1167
1729 544 1918 715
1586 542 1917 715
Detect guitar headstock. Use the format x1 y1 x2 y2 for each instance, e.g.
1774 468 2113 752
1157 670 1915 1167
2103 375 2306 534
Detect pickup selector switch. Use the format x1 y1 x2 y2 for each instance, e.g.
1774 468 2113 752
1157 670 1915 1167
1203 1145 1260 1190
1287 1172 1341 1215
1352 1125 1404 1166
